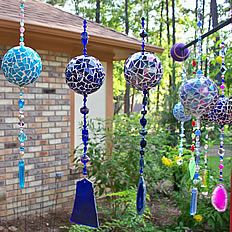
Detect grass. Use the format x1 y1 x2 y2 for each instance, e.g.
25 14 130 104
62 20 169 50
207 156 231 179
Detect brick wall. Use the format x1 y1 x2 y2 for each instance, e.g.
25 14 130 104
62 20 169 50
0 45 75 220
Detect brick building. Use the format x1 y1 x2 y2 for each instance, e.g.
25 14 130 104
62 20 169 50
0 0 163 220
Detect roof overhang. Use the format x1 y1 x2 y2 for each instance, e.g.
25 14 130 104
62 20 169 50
0 17 164 61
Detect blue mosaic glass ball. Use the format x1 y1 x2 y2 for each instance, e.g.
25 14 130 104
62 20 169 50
179 75 219 117
65 55 105 95
202 97 232 125
124 52 163 91
173 102 192 122
1 46 42 87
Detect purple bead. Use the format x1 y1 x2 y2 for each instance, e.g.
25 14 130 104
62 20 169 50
170 43 190 62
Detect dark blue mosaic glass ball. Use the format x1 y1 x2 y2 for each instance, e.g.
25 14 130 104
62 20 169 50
202 97 232 125
1 46 42 87
124 52 163 91
173 102 191 122
65 55 105 95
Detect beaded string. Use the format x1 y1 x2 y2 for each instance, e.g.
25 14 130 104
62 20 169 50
190 0 203 216
18 0 26 189
218 42 227 183
140 17 147 54
80 20 90 176
139 90 148 175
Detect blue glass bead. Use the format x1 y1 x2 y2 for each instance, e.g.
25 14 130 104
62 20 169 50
139 129 147 136
195 129 201 136
141 110 147 115
140 118 147 127
20 37 24 42
18 99 25 108
18 160 25 189
140 157 144 168
83 166 87 175
140 139 147 148
19 146 25 152
196 70 203 75
190 188 198 216
140 149 145 156
18 132 27 143
80 106 89 114
81 155 90 164
194 173 199 179
197 21 202 27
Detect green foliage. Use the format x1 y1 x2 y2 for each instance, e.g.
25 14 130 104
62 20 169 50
69 189 162 232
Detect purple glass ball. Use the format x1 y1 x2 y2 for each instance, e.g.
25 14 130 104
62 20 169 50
173 102 192 122
170 43 190 62
124 52 163 91
202 97 232 125
179 75 219 117
65 55 105 95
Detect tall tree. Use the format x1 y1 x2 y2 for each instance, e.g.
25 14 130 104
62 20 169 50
124 0 130 115
156 0 164 111
96 0 101 23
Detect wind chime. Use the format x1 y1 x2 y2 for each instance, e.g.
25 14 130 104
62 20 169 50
1 0 42 189
202 42 231 212
124 17 163 215
65 19 105 228
172 0 219 216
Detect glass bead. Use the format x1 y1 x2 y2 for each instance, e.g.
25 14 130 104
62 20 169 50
220 85 225 89
81 155 90 164
193 179 199 185
190 188 198 216
18 99 25 108
140 149 145 156
18 132 27 143
139 129 147 136
192 121 196 127
140 157 144 168
195 129 201 136
140 139 147 148
18 121 25 127
19 146 25 152
190 145 195 152
219 164 224 169
220 65 227 74
194 173 199 179
140 117 147 127
141 110 147 115
204 145 208 149
80 106 89 114
218 148 225 155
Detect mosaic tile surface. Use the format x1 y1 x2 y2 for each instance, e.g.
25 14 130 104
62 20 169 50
1 46 42 87
173 102 192 122
202 97 232 125
65 55 105 95
124 52 163 91
179 76 219 117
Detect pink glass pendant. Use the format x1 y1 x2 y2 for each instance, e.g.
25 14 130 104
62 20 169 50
211 184 228 212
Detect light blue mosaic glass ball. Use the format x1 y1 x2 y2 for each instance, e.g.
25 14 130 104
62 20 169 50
1 46 42 87
173 102 191 122
179 74 219 117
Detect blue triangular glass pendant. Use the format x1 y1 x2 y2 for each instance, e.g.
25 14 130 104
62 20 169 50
70 178 99 228
136 176 146 215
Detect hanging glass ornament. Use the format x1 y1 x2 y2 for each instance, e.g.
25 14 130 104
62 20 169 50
66 19 105 228
1 0 42 189
124 17 163 215
173 102 191 122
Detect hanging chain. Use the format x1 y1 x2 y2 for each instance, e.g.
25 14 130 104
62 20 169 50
140 17 147 54
19 0 25 47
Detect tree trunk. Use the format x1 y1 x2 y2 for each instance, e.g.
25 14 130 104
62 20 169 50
165 0 172 110
96 0 100 23
124 0 130 115
210 0 219 28
171 0 176 92
156 0 164 111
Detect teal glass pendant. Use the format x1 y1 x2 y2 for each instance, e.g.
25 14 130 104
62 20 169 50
18 159 25 189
